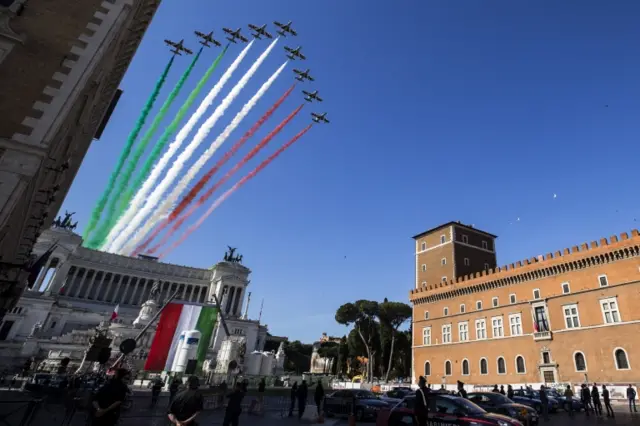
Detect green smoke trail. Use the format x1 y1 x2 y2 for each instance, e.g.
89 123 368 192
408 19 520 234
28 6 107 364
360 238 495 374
86 48 206 248
83 56 175 243
88 45 229 249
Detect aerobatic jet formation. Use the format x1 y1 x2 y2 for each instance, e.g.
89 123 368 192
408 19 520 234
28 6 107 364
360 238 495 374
303 90 323 102
274 20 297 37
311 112 330 124
164 39 193 55
223 27 249 43
294 68 314 82
195 30 221 47
284 46 306 60
248 24 273 39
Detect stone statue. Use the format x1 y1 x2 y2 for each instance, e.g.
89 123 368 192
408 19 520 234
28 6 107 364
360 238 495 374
29 322 42 337
52 211 77 231
223 246 243 263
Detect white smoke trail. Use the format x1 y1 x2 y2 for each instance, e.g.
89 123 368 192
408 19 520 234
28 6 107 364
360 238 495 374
100 41 255 252
109 38 280 254
120 60 289 255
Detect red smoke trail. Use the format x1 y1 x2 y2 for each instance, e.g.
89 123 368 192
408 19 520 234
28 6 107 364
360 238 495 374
158 124 313 259
147 105 305 254
131 84 296 256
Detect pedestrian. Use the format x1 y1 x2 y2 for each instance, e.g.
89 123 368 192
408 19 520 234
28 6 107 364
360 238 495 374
288 382 297 417
222 382 245 426
564 385 574 418
457 381 467 399
91 368 131 426
492 385 500 393
414 376 428 426
257 378 266 414
297 380 308 419
627 384 637 413
169 378 180 405
581 384 593 416
217 380 228 408
602 385 614 418
539 385 549 422
167 376 204 426
150 377 163 408
591 383 602 416
314 381 325 418
499 385 505 396
507 385 514 400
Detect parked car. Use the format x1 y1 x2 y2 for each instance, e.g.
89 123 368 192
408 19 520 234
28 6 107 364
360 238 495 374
512 389 558 413
380 388 413 406
468 392 539 425
545 388 583 411
376 394 524 426
324 389 390 421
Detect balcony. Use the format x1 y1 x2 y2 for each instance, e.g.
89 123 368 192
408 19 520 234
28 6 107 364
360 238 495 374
533 331 553 341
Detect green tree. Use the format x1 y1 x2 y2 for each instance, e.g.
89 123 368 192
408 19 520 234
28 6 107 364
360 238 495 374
284 340 313 374
379 298 412 382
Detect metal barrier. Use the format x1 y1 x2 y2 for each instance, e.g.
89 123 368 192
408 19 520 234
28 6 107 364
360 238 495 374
0 400 42 426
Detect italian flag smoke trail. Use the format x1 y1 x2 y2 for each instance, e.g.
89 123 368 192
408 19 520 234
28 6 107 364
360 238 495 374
114 41 284 255
132 84 297 256
86 48 206 248
82 56 175 243
158 123 314 259
102 42 253 253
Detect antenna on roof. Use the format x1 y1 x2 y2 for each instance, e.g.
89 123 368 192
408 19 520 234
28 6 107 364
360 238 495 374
258 298 264 322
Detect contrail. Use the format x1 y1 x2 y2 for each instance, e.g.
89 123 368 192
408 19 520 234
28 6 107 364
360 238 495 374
158 124 314 258
85 49 205 248
83 56 174 243
101 41 253 252
109 39 280 254
120 59 288 255
131 84 297 256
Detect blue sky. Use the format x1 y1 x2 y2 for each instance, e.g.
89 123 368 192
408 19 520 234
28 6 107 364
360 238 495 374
64 1 640 343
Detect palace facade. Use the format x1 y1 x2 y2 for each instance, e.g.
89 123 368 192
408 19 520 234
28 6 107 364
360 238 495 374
410 222 640 387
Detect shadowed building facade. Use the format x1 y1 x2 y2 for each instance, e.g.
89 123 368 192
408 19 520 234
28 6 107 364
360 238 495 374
410 222 640 388
0 0 162 322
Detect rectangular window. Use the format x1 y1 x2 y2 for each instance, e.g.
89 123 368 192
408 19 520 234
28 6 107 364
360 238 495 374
462 235 469 243
533 289 541 300
484 263 490 270
442 276 447 283
460 304 466 313
464 258 470 266
482 240 488 249
510 294 517 304
534 306 549 332
442 324 452 344
542 352 551 364
458 322 469 342
600 298 621 324
475 319 487 340
492 297 499 308
440 235 446 244
598 275 609 287
421 242 426 251
441 258 447 265
563 304 581 329
421 264 426 272
0 320 14 341
424 311 429 320
561 282 570 294
421 281 426 287
422 327 431 345
443 307 449 316
509 314 522 336
492 316 504 338
476 301 483 310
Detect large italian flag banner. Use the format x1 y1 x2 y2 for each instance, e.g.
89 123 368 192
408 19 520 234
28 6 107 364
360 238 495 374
144 303 218 371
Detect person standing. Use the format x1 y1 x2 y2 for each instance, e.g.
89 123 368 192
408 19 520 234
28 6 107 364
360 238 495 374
602 385 614 418
627 384 637 413
91 368 131 426
539 385 549 422
168 376 204 426
591 384 602 416
257 378 266 414
314 381 325 418
150 377 163 408
499 385 505 396
169 378 180 405
457 381 467 399
288 382 298 417
492 385 500 393
222 382 245 426
297 380 308 419
217 380 228 408
507 385 514 400
414 376 428 426
581 384 593 417
564 385 574 418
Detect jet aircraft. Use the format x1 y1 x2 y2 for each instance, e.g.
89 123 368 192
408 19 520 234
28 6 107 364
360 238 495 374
164 39 193 55
223 27 249 43
194 30 221 47
311 112 330 124
284 46 306 60
273 20 298 37
302 90 323 102
248 24 273 39
293 68 314 82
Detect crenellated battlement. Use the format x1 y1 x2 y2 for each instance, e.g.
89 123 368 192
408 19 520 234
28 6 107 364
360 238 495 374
410 228 640 303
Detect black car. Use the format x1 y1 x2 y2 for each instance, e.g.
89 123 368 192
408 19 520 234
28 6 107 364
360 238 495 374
468 392 538 425
378 394 524 426
325 389 390 421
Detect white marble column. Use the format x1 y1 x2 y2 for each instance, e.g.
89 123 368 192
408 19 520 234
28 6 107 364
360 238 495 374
83 270 97 299
63 266 80 296
94 270 108 301
45 260 71 295
104 273 116 302
73 269 91 298
32 256 54 291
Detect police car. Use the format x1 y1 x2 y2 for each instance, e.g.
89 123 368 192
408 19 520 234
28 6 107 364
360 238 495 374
376 394 524 426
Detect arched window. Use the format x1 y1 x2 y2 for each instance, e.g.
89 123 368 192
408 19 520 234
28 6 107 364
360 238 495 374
462 359 470 375
445 360 452 376
574 352 587 372
480 358 488 375
424 361 431 376
497 357 506 374
615 348 630 370
516 355 526 374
